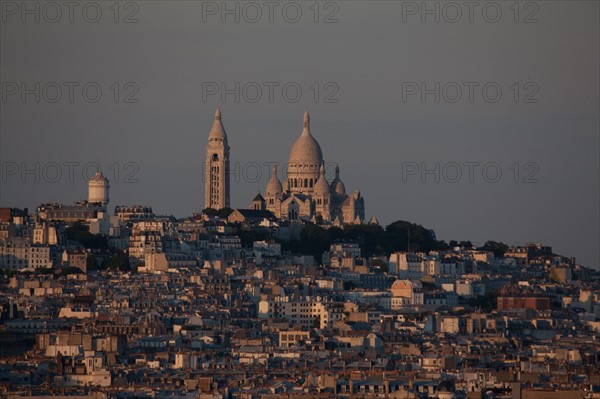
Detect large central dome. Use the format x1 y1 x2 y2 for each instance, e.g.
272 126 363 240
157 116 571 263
288 111 323 164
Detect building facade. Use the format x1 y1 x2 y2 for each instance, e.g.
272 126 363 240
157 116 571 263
260 111 365 224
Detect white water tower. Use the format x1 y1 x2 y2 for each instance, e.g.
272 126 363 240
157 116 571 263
88 171 110 206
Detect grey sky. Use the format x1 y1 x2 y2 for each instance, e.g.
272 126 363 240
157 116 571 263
1 1 598 268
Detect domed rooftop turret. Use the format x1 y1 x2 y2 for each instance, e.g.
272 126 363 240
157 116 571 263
266 164 283 195
89 171 109 183
288 111 323 164
330 164 346 196
208 107 227 141
314 164 330 194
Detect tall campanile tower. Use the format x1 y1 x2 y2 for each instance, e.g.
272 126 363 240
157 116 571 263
204 107 230 210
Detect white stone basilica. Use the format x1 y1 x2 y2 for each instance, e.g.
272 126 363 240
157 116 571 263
255 111 365 224
204 109 365 224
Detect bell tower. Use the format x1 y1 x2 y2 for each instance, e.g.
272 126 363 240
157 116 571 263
204 107 230 210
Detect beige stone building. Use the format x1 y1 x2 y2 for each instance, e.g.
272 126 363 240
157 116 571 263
0 237 53 270
390 279 424 308
259 111 365 224
203 109 365 223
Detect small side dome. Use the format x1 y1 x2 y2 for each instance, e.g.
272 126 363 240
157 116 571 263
333 180 346 196
314 164 330 194
266 165 283 195
329 164 345 196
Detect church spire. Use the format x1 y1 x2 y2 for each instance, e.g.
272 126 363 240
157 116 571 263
303 110 310 131
209 106 227 140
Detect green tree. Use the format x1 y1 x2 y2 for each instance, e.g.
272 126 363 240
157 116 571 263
2 269 17 278
468 292 497 312
481 241 509 258
312 316 321 329
65 221 108 249
326 226 344 242
300 224 330 262
103 255 130 272
34 267 54 275
61 267 84 276
86 254 96 270
203 208 233 218
202 208 218 217
371 258 388 273
217 207 234 218
237 228 271 247
343 223 387 256
385 220 439 253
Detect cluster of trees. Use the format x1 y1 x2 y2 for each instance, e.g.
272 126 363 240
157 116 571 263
202 208 234 218
235 228 271 248
467 292 498 312
85 254 130 272
480 240 509 257
289 220 443 262
65 221 108 249
60 266 85 276
64 221 130 272
286 221 510 263
202 208 511 261
101 254 130 272
61 213 509 272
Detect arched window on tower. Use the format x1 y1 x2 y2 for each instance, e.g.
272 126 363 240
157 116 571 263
212 154 219 161
309 179 313 188
304 178 308 187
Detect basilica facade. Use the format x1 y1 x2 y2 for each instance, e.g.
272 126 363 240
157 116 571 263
204 109 365 224
254 111 365 224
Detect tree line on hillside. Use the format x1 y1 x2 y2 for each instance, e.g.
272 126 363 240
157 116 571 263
289 221 510 262
64 216 509 267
